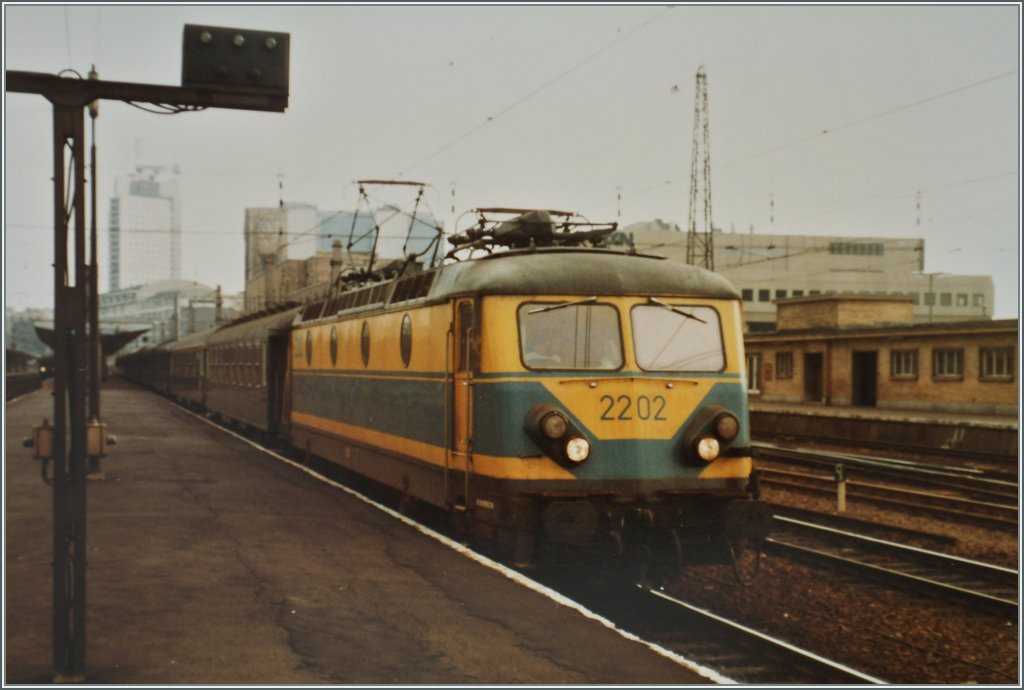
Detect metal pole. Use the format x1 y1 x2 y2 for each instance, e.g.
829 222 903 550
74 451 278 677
51 100 89 682
88 67 102 475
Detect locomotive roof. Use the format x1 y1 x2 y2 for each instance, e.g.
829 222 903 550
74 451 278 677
432 248 740 300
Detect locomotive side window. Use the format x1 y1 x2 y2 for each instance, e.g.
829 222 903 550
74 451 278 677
361 321 370 367
400 315 413 368
518 302 622 370
631 304 725 372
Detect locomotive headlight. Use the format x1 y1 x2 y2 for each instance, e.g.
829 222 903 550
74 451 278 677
540 411 569 440
696 436 721 462
564 436 591 463
714 412 740 442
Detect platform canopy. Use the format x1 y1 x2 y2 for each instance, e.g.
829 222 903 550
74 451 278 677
33 322 152 356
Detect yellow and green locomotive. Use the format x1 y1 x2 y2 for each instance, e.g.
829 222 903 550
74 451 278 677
288 209 770 576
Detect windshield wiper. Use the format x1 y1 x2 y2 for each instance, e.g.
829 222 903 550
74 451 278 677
647 297 707 323
528 296 597 314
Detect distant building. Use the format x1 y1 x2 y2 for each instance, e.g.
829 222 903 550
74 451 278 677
621 222 994 331
243 202 438 314
108 166 181 291
743 294 1017 416
99 280 241 351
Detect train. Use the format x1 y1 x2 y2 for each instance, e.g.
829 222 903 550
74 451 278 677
117 208 771 583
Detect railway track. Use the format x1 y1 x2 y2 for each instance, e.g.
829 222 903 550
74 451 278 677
754 444 1018 532
537 576 884 684
755 440 1018 491
754 441 1019 491
768 515 1019 614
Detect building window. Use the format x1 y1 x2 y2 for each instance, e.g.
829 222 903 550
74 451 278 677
745 353 762 393
972 294 985 307
776 351 793 379
792 290 804 297
980 347 1014 381
890 349 918 379
741 288 753 302
776 289 788 300
940 293 952 306
809 290 820 296
956 293 968 307
758 289 771 302
932 349 963 379
924 292 935 306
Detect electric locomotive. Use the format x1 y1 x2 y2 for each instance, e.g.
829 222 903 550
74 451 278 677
287 209 770 578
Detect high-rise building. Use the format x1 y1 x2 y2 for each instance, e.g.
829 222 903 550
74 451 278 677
108 166 181 291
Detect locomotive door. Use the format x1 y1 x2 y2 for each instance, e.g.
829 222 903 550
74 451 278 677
448 299 476 509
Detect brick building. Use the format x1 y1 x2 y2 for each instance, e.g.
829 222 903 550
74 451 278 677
743 295 1017 417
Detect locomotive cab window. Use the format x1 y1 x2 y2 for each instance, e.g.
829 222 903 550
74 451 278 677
631 303 725 372
518 301 622 370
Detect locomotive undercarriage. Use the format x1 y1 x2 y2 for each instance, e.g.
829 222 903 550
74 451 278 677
290 423 771 583
473 482 772 585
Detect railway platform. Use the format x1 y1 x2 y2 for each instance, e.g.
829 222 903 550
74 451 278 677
5 382 711 685
749 401 1018 459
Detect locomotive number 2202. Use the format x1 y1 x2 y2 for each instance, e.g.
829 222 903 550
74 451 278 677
599 394 668 421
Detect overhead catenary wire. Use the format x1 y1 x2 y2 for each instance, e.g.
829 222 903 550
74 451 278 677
398 6 671 176
603 69 1019 213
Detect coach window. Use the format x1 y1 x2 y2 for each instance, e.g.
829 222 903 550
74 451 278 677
980 347 1014 381
400 315 413 368
631 304 724 372
932 348 963 380
330 326 338 366
519 302 622 370
361 321 371 367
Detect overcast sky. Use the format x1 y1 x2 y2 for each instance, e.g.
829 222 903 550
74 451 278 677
3 4 1020 317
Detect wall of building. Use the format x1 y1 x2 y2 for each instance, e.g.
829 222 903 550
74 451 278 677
746 320 1018 416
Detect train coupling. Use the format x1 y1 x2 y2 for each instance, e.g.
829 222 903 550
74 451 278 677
723 499 773 542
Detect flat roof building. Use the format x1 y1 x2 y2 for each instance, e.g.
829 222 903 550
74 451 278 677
622 222 994 331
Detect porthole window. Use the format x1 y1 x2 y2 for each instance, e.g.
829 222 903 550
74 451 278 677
360 321 370 367
330 326 338 366
305 330 313 366
400 314 412 368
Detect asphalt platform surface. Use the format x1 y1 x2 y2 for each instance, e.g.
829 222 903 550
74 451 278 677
5 382 712 684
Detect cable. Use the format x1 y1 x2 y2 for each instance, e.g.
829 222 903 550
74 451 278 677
716 69 1018 171
399 7 671 175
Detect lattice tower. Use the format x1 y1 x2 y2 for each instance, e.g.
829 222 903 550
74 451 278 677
686 65 714 270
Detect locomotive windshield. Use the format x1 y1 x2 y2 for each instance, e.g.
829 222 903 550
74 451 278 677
631 304 725 371
518 302 623 370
